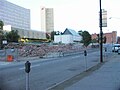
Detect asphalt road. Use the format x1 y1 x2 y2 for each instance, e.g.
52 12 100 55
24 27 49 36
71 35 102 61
0 47 113 90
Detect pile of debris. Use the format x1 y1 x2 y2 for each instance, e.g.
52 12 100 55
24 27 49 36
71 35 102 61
5 43 83 57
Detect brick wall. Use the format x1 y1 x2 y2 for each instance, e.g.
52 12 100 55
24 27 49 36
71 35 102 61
91 31 117 44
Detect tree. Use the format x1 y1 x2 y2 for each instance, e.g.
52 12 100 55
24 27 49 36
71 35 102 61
55 31 61 35
5 30 20 42
0 20 4 48
78 30 83 36
51 31 56 41
46 33 50 40
0 20 4 30
46 31 55 41
0 30 5 49
79 30 91 47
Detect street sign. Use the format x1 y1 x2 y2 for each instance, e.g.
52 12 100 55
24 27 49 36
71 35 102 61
102 9 107 27
99 9 107 27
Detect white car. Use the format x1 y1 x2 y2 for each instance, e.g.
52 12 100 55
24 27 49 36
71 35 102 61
112 44 120 52
118 49 120 54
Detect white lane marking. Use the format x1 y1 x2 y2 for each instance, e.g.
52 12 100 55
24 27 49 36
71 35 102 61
19 64 40 70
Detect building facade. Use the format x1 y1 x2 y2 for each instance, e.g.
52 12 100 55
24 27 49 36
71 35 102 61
54 28 82 44
0 0 30 30
3 25 46 39
91 31 117 44
0 0 46 40
41 7 54 36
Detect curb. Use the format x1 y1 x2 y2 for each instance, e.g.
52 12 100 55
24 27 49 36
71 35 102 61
47 62 105 90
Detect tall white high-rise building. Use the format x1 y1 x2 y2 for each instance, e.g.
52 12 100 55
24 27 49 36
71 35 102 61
41 7 54 35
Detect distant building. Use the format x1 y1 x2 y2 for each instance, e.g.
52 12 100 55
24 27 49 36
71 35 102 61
91 31 117 44
3 25 46 39
1 1 46 40
0 0 30 30
54 28 82 44
41 7 54 38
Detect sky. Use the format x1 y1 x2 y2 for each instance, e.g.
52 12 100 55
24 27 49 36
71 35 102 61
7 0 120 35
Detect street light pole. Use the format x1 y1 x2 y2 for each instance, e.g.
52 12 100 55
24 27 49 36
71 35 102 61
99 0 103 63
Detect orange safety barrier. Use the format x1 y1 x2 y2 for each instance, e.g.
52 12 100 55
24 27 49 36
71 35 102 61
7 55 13 62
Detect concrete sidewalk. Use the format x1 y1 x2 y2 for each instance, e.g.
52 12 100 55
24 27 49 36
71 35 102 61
64 55 120 90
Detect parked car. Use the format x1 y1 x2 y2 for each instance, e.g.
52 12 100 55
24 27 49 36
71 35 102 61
118 49 120 54
112 44 120 52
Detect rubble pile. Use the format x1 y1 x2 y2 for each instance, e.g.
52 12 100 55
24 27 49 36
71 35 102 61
18 44 48 57
5 43 84 57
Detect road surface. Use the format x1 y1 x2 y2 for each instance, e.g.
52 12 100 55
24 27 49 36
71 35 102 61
0 48 113 90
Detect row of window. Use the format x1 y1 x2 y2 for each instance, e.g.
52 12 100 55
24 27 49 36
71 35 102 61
0 0 30 30
18 30 46 39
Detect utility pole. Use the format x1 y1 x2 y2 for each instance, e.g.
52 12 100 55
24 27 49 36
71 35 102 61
99 0 103 62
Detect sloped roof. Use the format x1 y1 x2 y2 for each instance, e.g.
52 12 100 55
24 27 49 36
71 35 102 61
63 28 80 36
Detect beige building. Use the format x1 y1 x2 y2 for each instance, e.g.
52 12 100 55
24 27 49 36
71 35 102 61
41 7 54 37
16 29 46 39
3 25 46 39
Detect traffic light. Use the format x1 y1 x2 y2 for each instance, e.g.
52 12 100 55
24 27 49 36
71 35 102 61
97 34 100 43
25 61 31 73
103 36 106 43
